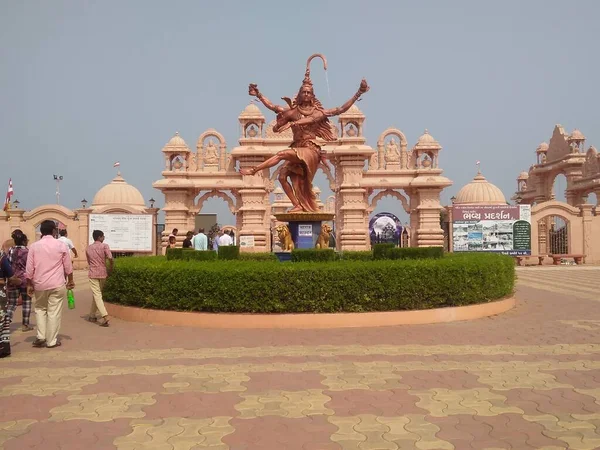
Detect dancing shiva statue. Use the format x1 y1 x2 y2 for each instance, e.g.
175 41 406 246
239 54 369 213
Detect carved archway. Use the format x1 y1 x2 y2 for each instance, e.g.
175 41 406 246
194 190 236 214
196 129 226 148
24 205 77 226
368 189 410 214
377 128 408 147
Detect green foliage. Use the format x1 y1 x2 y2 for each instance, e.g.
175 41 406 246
104 253 514 314
218 245 240 260
372 243 396 260
386 247 444 260
291 248 336 262
165 248 183 260
181 249 217 261
239 252 279 262
336 251 373 261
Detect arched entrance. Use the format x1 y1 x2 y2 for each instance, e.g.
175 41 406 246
369 212 405 247
538 215 569 255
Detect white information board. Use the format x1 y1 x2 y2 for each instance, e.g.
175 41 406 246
89 214 153 252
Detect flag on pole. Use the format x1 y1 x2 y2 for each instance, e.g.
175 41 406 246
3 179 13 211
113 162 120 167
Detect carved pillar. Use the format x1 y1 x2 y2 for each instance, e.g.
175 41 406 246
581 203 593 262
219 144 227 171
162 189 193 252
377 143 385 170
336 155 370 251
75 208 91 270
415 188 444 247
238 186 269 252
408 191 420 247
400 141 408 169
565 169 583 206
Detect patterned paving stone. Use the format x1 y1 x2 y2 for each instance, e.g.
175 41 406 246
223 416 340 449
0 267 599 449
143 392 241 420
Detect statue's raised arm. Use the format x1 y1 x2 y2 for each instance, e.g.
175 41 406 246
323 79 370 117
249 83 286 114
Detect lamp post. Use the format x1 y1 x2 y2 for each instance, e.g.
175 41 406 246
12 199 20 209
81 198 88 209
149 197 155 208
450 196 456 205
53 175 63 204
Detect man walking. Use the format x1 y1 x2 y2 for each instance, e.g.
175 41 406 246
192 228 207 251
25 220 74 348
86 230 113 327
58 229 78 258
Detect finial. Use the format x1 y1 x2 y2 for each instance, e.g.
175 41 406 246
117 170 121 177
175 131 179 136
476 160 481 174
424 129 429 134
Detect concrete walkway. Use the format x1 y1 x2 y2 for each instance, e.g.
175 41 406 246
1 266 600 449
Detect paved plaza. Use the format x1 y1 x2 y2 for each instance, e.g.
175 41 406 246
1 266 600 449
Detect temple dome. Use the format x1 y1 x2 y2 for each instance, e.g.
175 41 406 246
239 103 264 118
536 142 549 153
569 129 585 140
167 132 187 147
417 129 436 144
92 172 146 210
454 172 506 205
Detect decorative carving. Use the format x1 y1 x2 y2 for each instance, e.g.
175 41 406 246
204 139 219 165
247 125 258 138
315 223 332 249
385 138 400 163
583 147 599 179
369 189 410 214
275 224 294 251
195 190 236 214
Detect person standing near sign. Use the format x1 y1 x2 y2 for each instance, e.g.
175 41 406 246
86 230 113 327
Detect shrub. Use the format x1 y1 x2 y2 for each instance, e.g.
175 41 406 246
218 246 240 260
336 251 373 261
165 248 183 260
182 250 217 261
386 247 444 260
239 252 279 262
291 248 336 262
104 253 514 314
372 243 396 260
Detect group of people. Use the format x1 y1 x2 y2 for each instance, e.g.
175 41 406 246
0 220 114 358
166 227 235 251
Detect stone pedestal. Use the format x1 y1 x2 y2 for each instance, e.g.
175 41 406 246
275 212 335 250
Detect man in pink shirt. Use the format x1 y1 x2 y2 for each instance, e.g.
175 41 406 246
25 220 74 348
86 229 113 327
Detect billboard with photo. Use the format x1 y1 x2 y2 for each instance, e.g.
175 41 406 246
452 205 531 256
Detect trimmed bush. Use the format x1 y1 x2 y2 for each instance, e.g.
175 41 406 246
386 247 444 260
336 251 373 261
239 252 279 262
291 248 336 262
104 252 515 314
218 246 240 260
182 250 217 261
165 248 183 260
372 243 396 260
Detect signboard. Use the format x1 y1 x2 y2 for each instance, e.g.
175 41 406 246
298 224 313 237
452 205 531 255
89 214 153 252
369 212 402 245
239 235 255 248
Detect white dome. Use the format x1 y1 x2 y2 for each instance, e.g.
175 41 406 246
454 172 506 205
92 173 145 209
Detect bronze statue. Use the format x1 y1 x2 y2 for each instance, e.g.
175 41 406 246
240 54 369 213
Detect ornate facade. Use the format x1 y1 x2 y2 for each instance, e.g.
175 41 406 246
153 104 452 251
512 125 600 263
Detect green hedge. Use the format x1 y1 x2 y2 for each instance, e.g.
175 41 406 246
217 246 240 260
291 249 336 262
239 252 279 262
104 253 514 314
336 251 373 261
372 243 396 259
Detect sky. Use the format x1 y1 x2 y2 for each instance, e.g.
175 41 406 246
1 0 599 226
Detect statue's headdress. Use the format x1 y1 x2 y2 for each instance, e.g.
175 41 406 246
300 53 326 92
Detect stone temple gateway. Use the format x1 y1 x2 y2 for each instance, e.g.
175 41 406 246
153 101 452 252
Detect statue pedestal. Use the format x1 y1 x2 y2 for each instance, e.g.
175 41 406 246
275 212 335 250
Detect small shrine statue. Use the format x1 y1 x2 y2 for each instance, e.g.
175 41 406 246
205 140 219 165
385 138 400 163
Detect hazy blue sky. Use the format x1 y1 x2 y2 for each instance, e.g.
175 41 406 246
2 1 599 225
